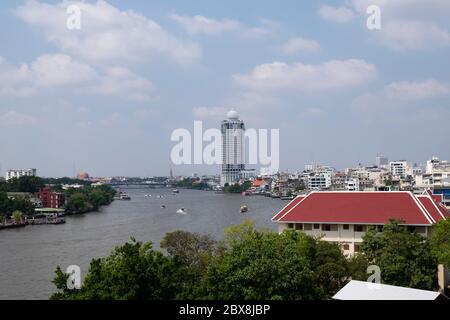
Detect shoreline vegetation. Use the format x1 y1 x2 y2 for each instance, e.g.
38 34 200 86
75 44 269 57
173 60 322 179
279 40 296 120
50 219 450 300
0 176 116 230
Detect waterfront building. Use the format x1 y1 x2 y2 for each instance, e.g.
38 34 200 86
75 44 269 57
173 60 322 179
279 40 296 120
272 191 449 255
5 168 36 181
39 187 65 209
220 109 246 186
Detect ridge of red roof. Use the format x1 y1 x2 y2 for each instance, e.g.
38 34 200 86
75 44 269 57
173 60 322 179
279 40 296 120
417 195 445 223
271 196 305 221
274 191 437 225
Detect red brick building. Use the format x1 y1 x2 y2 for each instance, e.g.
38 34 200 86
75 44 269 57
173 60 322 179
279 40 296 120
39 187 65 209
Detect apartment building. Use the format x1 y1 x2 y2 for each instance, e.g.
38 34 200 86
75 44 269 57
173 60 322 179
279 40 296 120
5 168 37 181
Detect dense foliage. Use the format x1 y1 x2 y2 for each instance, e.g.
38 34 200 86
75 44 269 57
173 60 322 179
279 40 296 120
0 191 35 218
65 185 116 214
360 221 438 290
0 176 44 193
51 220 449 300
430 218 450 267
174 178 210 190
223 181 252 193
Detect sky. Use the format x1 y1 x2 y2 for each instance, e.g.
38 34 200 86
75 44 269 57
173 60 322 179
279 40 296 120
0 0 449 177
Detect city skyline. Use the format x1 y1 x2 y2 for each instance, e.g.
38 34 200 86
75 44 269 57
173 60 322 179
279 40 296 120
0 1 450 177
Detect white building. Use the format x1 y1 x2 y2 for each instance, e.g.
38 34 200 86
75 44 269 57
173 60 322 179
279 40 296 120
307 172 332 190
416 157 450 189
220 110 246 186
390 161 408 178
5 168 37 181
345 178 360 191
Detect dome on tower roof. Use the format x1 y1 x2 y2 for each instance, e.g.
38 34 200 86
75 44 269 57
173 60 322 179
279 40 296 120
227 109 239 120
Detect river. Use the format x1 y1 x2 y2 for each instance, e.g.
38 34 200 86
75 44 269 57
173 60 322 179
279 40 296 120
0 187 285 300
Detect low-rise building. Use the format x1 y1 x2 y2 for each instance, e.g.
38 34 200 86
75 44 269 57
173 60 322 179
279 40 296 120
272 191 449 256
39 187 65 209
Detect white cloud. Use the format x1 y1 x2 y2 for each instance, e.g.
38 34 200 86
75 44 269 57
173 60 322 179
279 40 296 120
375 20 450 51
233 59 376 93
91 67 154 102
170 13 277 39
383 79 450 101
350 0 450 19
318 5 356 23
192 106 228 119
31 54 97 88
280 37 321 54
0 111 38 126
354 79 450 112
0 54 153 101
16 0 202 65
169 13 240 35
326 0 450 51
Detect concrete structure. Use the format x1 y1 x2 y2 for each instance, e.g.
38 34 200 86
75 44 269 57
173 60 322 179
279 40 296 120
307 172 332 190
416 157 450 189
39 187 65 209
272 191 449 256
376 155 389 168
220 109 246 186
390 161 408 178
345 178 359 191
5 168 36 181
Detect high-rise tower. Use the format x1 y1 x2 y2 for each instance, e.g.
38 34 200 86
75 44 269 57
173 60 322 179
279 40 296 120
220 109 245 186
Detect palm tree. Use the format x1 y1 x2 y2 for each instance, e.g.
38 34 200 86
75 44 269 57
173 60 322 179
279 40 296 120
12 210 23 224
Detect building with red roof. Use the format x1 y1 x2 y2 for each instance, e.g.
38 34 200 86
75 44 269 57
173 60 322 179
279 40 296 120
272 191 449 255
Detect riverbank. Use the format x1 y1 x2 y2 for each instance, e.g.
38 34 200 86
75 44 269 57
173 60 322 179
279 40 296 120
0 187 284 299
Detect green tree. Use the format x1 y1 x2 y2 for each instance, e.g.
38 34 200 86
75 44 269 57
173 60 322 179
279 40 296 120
203 222 347 300
12 210 23 223
361 221 438 290
51 239 182 300
430 218 450 267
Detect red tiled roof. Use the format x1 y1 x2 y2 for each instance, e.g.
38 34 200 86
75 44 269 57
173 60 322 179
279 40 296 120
417 196 446 223
272 196 305 221
272 191 437 225
252 180 265 187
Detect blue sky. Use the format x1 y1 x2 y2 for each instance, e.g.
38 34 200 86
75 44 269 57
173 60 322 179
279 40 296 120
0 0 449 177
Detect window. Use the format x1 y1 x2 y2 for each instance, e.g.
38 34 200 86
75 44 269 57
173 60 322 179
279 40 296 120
322 224 337 231
314 224 320 229
343 224 349 230
288 223 294 229
355 225 366 232
354 244 362 252
303 224 312 231
295 224 303 231
343 244 350 250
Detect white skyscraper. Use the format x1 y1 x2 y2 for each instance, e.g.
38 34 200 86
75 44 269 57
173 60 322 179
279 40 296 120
220 110 245 186
5 168 37 181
